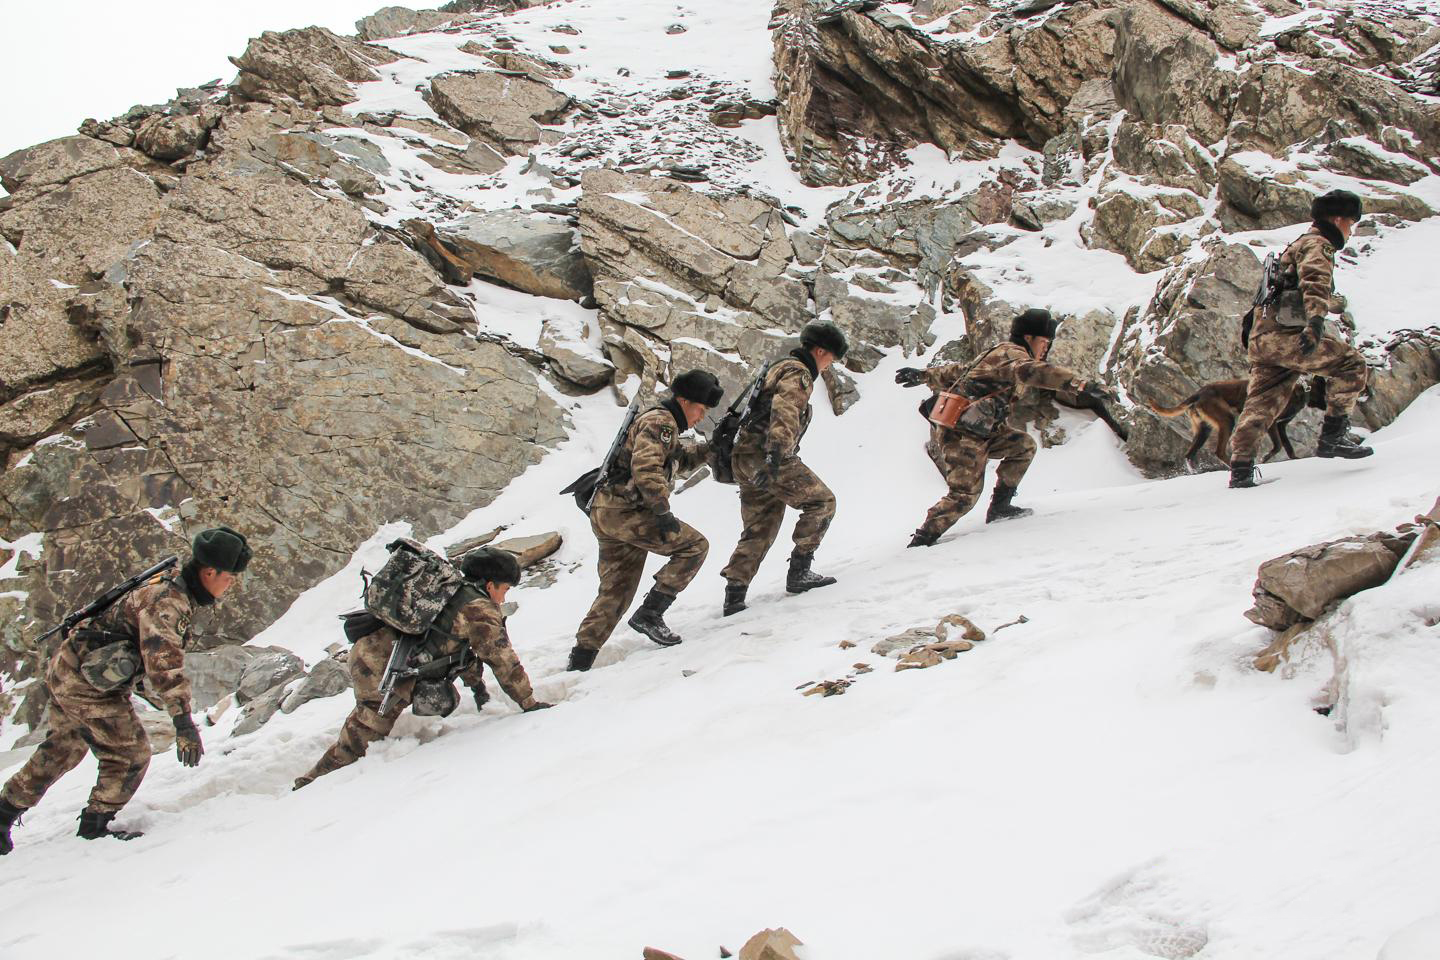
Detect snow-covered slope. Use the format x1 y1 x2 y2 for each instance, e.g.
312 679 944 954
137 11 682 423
2 341 1436 958
3 0 1439 957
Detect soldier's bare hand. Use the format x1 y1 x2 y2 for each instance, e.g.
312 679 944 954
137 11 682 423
174 714 204 768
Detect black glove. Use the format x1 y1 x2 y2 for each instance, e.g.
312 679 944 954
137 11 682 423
1299 318 1323 355
1079 381 1113 405
757 447 783 489
470 680 490 712
894 367 926 388
654 511 681 541
174 714 204 768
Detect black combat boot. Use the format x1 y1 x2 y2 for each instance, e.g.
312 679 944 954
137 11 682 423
1316 414 1374 459
985 483 1033 523
786 553 837 594
627 591 682 647
76 810 143 842
0 797 23 856
723 581 748 617
907 529 938 548
1229 460 1258 488
567 645 598 672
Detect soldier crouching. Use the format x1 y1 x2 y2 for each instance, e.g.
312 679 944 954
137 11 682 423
294 547 549 789
0 526 250 854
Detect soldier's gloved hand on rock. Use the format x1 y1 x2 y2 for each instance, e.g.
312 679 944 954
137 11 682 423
174 714 204 768
1299 318 1324 355
1079 381 1114 404
654 510 681 541
894 367 926 387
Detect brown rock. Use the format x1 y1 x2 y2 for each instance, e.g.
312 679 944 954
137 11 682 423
738 928 804 960
426 71 571 155
230 27 400 108
490 532 563 568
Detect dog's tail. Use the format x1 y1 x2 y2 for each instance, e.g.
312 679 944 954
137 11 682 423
1147 391 1202 418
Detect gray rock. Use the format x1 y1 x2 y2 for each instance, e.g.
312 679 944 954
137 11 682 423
435 210 593 301
232 680 293 737
490 531 563 567
281 658 352 714
230 27 400 108
356 6 458 41
237 648 306 704
1085 182 1204 272
186 645 266 711
134 112 215 162
1357 331 1440 431
426 71 571 155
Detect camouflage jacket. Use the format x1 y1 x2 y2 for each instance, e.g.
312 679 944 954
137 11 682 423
1260 225 1344 334
922 342 1083 405
594 399 708 515
432 590 537 708
55 573 199 717
734 351 817 459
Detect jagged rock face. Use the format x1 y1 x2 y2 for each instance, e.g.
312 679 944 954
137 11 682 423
1358 331 1440 431
577 168 813 396
434 210 593 302
229 27 400 108
0 101 564 682
356 6 460 41
772 0 1116 186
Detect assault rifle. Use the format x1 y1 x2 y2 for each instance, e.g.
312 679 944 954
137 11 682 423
585 397 643 512
377 635 472 714
1242 252 1292 348
34 555 180 646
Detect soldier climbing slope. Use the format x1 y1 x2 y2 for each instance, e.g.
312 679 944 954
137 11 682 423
719 321 848 617
0 527 251 854
895 309 1109 547
567 370 724 671
295 547 549 790
1229 190 1373 488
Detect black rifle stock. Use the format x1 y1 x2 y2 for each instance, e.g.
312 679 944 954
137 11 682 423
586 398 642 512
34 555 180 646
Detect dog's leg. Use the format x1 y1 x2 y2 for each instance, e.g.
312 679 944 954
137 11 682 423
1278 422 1297 461
1215 418 1234 466
1185 422 1211 472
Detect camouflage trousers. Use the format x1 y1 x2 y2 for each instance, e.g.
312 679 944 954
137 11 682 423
1 689 151 815
575 504 709 652
296 628 412 786
720 452 836 586
918 425 1035 537
1231 330 1368 461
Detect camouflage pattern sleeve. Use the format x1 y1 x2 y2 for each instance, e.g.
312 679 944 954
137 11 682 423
1292 233 1337 322
628 410 676 513
455 601 536 708
920 361 971 393
132 582 195 717
986 343 1084 395
764 362 812 455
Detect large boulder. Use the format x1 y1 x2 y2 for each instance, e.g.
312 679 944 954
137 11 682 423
1357 331 1440 431
1245 530 1415 630
186 645 266 711
229 27 400 108
237 648 307 704
425 71 571 156
281 657 353 713
434 210 593 301
355 6 458 41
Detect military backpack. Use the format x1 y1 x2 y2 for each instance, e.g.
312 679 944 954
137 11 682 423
363 538 467 637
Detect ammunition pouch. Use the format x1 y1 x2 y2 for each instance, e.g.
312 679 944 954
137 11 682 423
339 610 382 644
954 395 1010 440
409 678 459 718
77 636 142 694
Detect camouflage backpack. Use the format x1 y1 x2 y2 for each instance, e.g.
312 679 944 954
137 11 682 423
363 538 466 637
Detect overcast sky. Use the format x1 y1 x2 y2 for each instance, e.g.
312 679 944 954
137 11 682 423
0 0 391 161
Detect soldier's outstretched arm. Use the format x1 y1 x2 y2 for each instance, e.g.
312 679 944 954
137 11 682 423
455 603 545 710
1002 354 1085 394
134 586 195 718
629 414 675 513
766 367 809 454
918 361 969 393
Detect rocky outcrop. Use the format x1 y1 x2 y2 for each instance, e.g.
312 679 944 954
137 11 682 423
356 6 459 41
1358 331 1440 431
426 70 571 155
433 210 593 301
1246 527 1418 631
230 27 401 108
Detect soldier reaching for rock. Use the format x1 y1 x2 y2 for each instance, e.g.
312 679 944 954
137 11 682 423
567 370 724 671
719 322 848 617
295 547 549 789
1229 190 1373 488
0 527 250 854
895 309 1108 546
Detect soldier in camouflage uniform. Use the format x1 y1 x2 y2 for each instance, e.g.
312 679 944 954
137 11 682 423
294 547 549 789
895 309 1108 546
567 370 724 671
1229 190 1372 488
719 322 848 617
0 527 250 854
